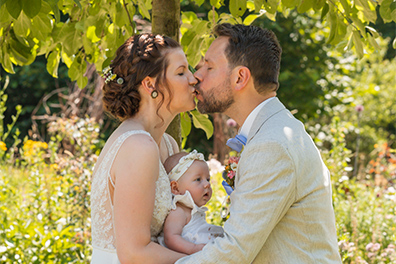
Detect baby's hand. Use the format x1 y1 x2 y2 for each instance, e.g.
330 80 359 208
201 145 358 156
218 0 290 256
191 243 205 254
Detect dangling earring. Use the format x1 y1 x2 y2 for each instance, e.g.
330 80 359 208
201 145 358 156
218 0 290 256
151 90 158 99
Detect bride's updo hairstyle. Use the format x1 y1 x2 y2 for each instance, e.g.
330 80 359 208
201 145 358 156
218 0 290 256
102 34 180 121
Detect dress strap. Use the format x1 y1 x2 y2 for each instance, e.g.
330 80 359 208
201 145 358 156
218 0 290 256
163 133 175 156
103 130 152 186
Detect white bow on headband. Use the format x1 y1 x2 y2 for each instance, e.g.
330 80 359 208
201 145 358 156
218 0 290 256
168 150 205 182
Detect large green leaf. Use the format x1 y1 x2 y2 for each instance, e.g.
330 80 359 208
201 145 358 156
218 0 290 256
138 0 150 19
190 109 213 139
46 49 60 78
297 0 313 13
13 11 31 37
380 0 396 22
68 57 88 88
282 0 299 8
229 0 247 18
8 34 36 65
1 49 15 73
6 0 21 19
352 30 364 59
181 112 192 140
22 0 41 18
31 13 52 42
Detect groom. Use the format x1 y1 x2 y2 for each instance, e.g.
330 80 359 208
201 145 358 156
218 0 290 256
176 23 341 263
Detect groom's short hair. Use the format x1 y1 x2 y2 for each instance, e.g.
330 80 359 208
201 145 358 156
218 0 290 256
214 23 282 94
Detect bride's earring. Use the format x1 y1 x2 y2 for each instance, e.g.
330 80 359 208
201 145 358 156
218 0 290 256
151 90 158 99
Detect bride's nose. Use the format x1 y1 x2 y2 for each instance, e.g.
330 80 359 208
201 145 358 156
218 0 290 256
189 74 198 86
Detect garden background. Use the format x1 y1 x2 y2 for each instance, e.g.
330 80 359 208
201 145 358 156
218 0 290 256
1 0 396 263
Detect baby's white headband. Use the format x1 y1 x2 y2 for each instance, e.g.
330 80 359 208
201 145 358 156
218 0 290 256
168 150 205 182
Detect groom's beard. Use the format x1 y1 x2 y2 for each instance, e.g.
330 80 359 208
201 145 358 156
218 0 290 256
196 78 234 114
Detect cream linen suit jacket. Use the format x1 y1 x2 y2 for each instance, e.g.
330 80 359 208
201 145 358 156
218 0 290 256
175 98 341 264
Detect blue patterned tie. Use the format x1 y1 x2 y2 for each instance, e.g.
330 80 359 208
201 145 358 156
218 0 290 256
226 134 247 152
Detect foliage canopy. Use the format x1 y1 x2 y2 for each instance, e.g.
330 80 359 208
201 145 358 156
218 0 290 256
0 0 395 87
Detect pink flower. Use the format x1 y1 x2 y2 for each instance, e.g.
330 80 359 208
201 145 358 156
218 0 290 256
229 156 240 164
226 118 237 127
355 105 364 112
227 170 236 179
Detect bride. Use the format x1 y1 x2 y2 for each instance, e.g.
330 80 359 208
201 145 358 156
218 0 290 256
90 33 197 263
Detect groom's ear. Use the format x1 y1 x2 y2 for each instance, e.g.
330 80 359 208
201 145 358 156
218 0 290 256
233 66 251 91
170 181 181 195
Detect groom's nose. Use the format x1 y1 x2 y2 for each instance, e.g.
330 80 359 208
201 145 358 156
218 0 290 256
194 69 203 83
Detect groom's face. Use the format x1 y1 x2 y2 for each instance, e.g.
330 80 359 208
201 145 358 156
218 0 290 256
194 37 235 114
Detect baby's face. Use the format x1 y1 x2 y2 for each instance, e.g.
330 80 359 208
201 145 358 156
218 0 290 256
176 160 212 207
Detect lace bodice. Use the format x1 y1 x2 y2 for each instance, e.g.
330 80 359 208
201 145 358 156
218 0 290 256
90 130 173 251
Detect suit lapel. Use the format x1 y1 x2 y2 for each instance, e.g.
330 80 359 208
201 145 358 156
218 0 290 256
247 97 286 144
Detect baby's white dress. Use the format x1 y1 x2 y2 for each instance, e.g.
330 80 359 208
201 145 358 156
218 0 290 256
159 191 224 246
90 130 173 263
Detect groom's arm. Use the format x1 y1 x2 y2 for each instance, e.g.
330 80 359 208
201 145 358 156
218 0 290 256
175 140 296 264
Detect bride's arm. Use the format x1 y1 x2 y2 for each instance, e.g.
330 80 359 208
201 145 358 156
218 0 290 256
112 134 186 264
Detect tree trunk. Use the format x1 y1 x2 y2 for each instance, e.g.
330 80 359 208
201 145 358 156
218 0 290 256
152 0 181 146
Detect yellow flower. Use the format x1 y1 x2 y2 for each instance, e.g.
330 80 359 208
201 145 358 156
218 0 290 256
0 141 7 151
50 164 59 171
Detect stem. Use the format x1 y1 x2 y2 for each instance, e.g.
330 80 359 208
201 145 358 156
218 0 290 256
123 1 135 33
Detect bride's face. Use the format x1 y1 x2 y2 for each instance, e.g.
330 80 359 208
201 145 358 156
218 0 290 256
162 48 197 114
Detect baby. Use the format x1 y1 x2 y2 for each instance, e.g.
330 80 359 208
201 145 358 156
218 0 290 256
160 150 224 254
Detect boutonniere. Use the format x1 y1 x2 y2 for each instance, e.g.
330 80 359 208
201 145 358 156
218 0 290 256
222 156 240 191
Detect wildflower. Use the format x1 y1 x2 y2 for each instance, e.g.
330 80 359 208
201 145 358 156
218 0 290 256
206 158 224 176
0 141 7 151
355 105 364 112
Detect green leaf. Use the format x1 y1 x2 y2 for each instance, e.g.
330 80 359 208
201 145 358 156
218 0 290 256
190 109 213 139
326 8 337 44
367 34 380 50
6 0 21 19
13 11 31 37
321 3 329 19
0 3 12 22
8 34 36 65
73 0 82 9
281 0 299 8
46 0 60 22
392 37 396 49
22 0 41 18
1 50 15 74
379 0 393 23
243 14 259 25
191 0 205 6
86 25 101 43
297 0 313 13
352 30 364 59
46 50 60 78
180 112 192 140
312 0 325 11
138 0 150 19
0 0 10 9
68 57 88 88
229 0 247 18
208 9 219 24
186 35 204 68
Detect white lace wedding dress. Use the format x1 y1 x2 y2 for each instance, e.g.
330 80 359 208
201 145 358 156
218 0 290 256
90 130 173 263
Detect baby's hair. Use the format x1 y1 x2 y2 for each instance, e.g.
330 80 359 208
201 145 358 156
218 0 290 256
164 152 189 175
